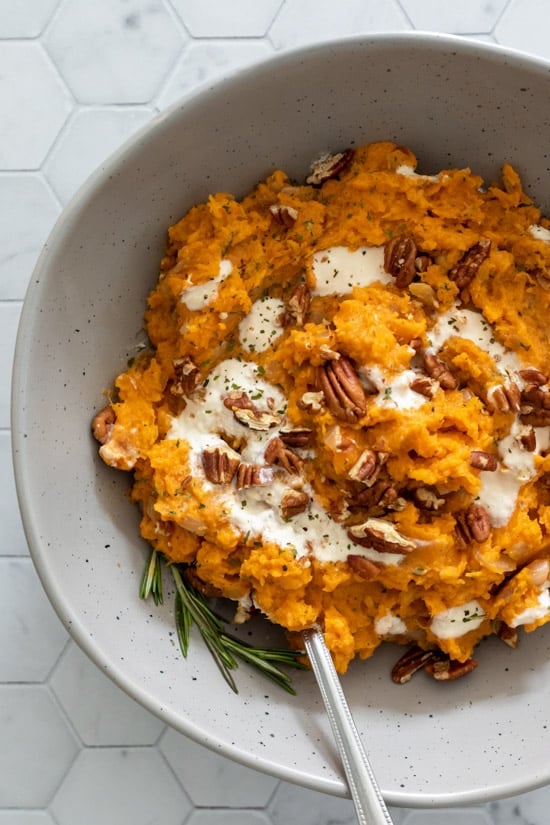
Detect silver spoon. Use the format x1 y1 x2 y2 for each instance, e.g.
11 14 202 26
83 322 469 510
303 626 394 825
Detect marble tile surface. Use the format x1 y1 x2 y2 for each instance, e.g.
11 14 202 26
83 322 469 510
3 1 550 824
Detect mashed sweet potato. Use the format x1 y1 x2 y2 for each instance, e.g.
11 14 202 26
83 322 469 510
93 141 550 680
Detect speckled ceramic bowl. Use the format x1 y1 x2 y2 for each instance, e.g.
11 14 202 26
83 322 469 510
12 33 550 807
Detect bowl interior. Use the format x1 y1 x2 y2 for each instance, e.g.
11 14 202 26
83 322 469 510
12 33 550 807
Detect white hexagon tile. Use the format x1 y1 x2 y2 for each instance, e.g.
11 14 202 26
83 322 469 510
3 1 550 823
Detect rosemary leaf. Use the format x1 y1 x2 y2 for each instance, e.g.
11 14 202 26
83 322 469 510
139 549 163 605
140 558 306 694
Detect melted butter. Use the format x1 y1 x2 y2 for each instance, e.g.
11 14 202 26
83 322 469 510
311 246 392 296
180 258 233 311
430 600 486 639
238 296 285 353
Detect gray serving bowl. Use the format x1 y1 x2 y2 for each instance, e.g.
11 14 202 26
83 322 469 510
12 33 550 807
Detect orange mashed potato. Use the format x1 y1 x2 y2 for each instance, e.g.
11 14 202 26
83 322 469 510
93 141 550 679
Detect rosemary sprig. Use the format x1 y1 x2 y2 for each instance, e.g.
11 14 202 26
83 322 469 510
139 548 163 605
140 550 306 693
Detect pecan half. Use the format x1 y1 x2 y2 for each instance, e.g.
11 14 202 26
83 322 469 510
347 554 380 579
280 489 310 519
92 405 116 444
306 149 354 185
423 352 457 390
455 503 491 544
235 464 273 489
470 450 498 471
279 428 314 448
202 444 241 484
448 238 491 290
424 657 478 681
285 282 310 326
486 381 521 413
269 203 298 227
170 356 200 397
383 235 417 288
264 437 304 474
520 385 550 427
315 356 367 423
391 646 438 684
518 367 548 386
410 375 439 398
347 518 415 554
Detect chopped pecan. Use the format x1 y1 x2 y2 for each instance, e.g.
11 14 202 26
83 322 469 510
520 385 550 426
413 486 445 511
348 449 388 485
383 235 417 288
518 367 548 386
319 344 340 361
455 503 491 544
424 657 478 681
306 149 354 185
410 375 439 398
170 356 200 397
391 646 438 684
280 489 310 519
297 390 324 413
448 238 491 290
264 437 304 474
223 391 255 412
470 450 498 471
517 424 536 452
347 554 380 579
285 282 310 326
201 444 241 484
269 203 298 227
279 427 314 448
486 381 521 413
92 405 116 444
348 449 377 483
423 352 457 390
234 407 281 430
408 281 438 310
495 620 518 649
350 480 401 511
235 464 273 489
315 356 367 423
415 254 432 274
223 393 281 430
347 518 415 554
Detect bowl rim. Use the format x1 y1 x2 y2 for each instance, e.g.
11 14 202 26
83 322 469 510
11 30 550 808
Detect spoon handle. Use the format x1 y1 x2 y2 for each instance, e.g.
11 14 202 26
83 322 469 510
303 627 394 825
